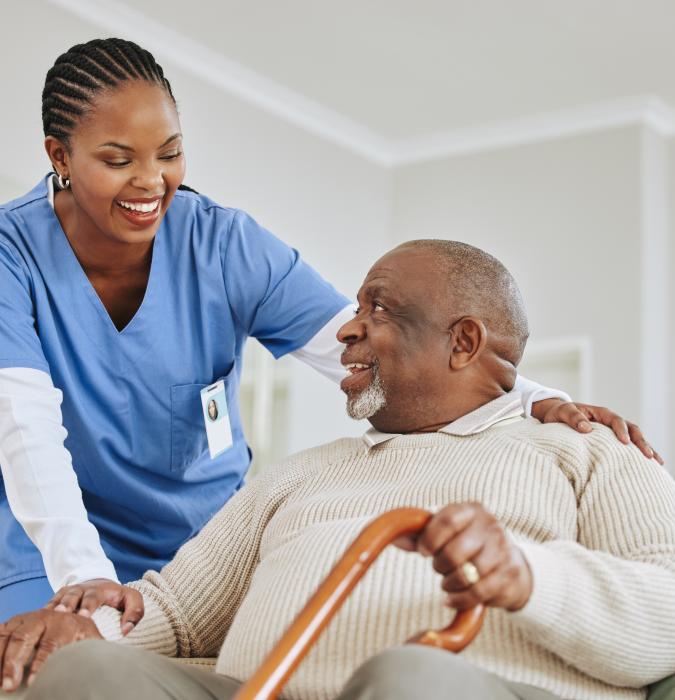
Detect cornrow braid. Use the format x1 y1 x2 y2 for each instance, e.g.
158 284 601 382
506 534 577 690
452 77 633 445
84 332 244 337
42 38 175 145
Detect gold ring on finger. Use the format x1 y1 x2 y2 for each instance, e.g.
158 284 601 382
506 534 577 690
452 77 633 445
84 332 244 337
461 561 480 586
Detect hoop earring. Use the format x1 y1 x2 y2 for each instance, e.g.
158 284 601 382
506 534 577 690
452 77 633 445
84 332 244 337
57 173 71 189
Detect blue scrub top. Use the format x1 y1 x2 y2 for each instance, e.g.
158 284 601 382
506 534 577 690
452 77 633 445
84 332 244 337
0 176 348 587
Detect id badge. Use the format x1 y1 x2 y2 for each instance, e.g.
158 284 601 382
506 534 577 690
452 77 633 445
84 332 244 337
200 380 233 458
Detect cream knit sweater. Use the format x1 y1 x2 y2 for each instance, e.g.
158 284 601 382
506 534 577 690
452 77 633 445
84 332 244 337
94 394 675 700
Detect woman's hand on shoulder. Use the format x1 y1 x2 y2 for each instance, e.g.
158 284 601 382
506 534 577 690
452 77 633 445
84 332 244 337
531 398 663 465
46 578 144 636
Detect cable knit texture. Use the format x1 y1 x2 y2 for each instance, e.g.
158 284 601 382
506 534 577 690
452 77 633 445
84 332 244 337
93 398 675 700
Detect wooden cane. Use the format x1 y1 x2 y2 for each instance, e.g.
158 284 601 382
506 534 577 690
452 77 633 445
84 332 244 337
232 507 486 700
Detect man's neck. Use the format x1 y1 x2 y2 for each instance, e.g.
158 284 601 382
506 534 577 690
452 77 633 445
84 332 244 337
368 385 507 434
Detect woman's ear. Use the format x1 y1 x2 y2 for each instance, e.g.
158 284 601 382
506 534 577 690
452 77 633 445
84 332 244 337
449 317 488 370
44 136 69 178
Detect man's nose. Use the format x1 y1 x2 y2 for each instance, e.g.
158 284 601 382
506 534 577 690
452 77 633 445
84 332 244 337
337 316 366 344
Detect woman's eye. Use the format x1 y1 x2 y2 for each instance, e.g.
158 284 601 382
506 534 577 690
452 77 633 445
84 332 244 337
160 151 183 161
105 160 131 167
373 303 385 312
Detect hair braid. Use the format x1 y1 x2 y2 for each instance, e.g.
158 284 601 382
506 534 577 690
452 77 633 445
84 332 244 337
105 39 143 80
42 38 175 145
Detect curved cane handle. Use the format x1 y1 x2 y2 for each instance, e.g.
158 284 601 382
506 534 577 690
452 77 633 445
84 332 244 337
233 507 485 700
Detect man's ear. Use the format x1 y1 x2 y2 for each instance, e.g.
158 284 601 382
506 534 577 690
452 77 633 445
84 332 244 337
448 317 487 370
44 136 70 178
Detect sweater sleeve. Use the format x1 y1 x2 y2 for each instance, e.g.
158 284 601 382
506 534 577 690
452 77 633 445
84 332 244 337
512 428 675 686
92 458 310 657
0 367 118 590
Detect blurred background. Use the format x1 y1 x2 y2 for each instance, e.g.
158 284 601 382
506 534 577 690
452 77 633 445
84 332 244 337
2 1 672 469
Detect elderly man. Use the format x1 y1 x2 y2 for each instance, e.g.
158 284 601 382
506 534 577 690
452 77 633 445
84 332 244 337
2 240 675 700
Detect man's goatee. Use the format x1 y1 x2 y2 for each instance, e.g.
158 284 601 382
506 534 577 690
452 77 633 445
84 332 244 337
346 364 387 420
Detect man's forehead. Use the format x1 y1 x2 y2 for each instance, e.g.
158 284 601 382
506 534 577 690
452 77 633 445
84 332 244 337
360 248 443 297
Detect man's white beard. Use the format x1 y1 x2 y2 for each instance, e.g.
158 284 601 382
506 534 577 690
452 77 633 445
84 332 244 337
346 364 387 420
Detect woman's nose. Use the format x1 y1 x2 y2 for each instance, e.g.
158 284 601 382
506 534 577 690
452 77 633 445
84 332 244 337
131 163 164 192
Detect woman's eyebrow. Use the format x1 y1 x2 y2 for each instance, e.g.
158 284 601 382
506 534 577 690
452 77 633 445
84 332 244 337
96 133 182 152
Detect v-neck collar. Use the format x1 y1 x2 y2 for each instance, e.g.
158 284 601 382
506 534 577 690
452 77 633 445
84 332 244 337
43 174 163 339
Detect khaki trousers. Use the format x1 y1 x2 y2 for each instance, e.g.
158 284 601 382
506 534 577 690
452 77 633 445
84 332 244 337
2 640 561 700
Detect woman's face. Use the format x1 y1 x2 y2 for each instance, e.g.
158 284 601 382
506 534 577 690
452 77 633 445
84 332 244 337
49 80 186 246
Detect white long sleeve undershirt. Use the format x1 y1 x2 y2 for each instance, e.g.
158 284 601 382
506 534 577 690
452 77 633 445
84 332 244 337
0 368 118 591
0 304 570 592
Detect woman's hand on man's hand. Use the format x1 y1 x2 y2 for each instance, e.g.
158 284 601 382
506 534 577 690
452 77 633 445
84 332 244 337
0 609 101 691
46 578 144 636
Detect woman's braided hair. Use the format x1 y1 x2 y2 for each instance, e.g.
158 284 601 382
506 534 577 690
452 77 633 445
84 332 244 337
42 38 175 145
42 38 198 192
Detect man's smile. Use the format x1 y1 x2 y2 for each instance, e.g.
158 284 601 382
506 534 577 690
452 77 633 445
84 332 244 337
344 362 372 373
340 358 376 393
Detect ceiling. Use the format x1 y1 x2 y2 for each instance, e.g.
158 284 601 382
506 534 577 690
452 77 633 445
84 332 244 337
98 0 675 141
42 0 675 164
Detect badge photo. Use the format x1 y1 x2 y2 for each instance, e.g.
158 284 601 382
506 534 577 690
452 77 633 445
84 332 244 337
200 380 233 458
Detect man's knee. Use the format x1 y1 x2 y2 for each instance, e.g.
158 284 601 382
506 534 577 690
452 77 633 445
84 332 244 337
649 674 675 700
26 640 131 700
338 646 487 700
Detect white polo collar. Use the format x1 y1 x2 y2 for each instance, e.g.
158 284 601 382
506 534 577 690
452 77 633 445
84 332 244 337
362 391 524 449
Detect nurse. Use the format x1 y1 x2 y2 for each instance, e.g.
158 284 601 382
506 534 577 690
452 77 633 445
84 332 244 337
0 38 659 627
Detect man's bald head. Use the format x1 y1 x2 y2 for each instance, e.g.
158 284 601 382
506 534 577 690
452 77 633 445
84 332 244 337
397 240 529 366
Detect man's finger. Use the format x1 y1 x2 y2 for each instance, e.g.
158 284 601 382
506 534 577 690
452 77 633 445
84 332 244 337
27 630 63 686
119 589 144 635
431 520 491 575
417 504 477 557
0 622 13 684
441 530 506 592
392 534 418 552
2 621 43 691
444 563 517 611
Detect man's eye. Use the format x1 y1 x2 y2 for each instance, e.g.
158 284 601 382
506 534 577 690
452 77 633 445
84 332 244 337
373 303 385 312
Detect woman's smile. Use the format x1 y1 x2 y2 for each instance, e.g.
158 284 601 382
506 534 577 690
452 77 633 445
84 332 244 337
114 195 164 228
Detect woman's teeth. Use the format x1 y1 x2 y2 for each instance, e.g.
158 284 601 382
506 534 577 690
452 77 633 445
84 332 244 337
117 199 160 213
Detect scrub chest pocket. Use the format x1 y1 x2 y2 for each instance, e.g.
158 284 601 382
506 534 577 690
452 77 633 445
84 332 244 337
170 383 209 471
